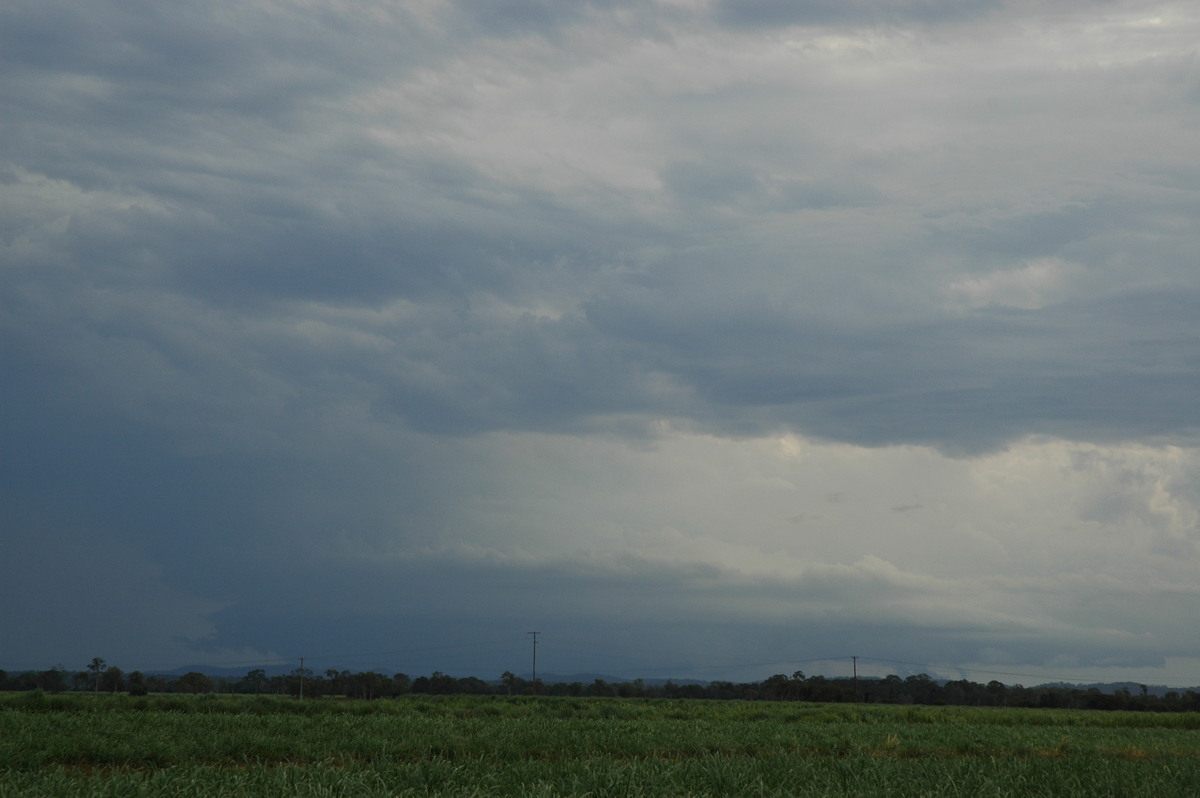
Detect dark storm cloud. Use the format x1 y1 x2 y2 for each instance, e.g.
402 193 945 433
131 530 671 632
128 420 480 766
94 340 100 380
5 18 1197 449
5 0 1200 682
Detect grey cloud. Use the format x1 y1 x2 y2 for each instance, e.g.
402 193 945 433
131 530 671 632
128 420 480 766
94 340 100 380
448 0 703 43
1 1 427 89
5 0 1200 680
6 177 1197 455
929 196 1200 270
2 1 435 208
713 0 1002 28
772 178 881 211
661 160 761 207
22 263 1194 460
455 0 614 36
661 161 876 214
930 203 1110 259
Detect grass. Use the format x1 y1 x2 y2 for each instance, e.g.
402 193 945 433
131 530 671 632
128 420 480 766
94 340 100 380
2 693 1199 795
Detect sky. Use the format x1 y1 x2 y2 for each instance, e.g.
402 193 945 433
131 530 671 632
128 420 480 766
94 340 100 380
3 0 1200 688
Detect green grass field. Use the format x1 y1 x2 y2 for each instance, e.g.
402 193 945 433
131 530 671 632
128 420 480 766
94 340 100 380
2 691 1199 796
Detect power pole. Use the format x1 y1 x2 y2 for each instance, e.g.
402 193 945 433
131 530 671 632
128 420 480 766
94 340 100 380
299 657 305 700
528 632 539 694
852 656 859 701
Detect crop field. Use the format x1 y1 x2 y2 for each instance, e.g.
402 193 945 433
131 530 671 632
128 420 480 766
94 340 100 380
2 692 1200 796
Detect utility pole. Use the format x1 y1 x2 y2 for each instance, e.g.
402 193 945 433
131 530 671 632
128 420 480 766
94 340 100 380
528 632 539 694
851 656 859 701
299 657 305 700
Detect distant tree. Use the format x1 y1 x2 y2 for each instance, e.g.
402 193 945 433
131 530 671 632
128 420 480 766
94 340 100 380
391 673 410 696
351 671 387 700
501 671 518 695
176 671 214 694
762 674 791 701
588 678 612 697
667 681 707 700
457 676 492 695
903 673 936 704
285 667 314 698
145 674 171 693
36 666 67 693
2 671 33 691
325 669 346 697
87 658 106 694
244 669 267 696
986 680 1008 707
942 679 969 706
127 671 148 696
100 666 125 693
429 671 455 695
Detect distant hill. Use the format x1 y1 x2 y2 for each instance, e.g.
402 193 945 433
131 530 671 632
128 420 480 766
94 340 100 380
1036 681 1197 698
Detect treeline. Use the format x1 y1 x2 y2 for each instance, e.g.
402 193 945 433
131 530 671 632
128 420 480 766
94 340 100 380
5 662 1200 712
583 673 1200 712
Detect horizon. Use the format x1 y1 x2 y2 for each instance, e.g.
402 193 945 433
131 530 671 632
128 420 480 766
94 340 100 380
7 649 1200 693
9 659 1200 697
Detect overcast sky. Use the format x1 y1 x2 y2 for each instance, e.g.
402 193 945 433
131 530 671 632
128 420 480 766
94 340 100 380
4 0 1200 687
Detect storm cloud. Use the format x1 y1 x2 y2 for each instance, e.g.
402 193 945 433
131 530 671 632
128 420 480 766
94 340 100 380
4 0 1200 685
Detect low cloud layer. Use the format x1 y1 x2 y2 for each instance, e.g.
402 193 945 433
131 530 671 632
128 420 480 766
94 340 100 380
4 0 1200 686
